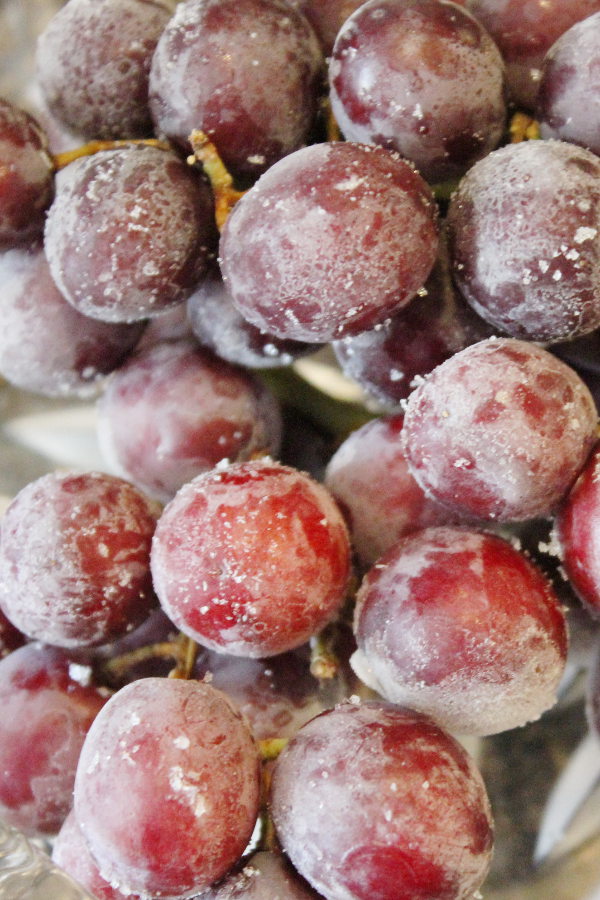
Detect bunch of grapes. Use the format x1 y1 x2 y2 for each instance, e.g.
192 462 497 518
3 0 600 898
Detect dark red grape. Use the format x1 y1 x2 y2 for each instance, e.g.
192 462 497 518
270 700 494 900
0 643 107 836
220 141 439 343
187 266 320 369
96 339 283 503
149 0 324 179
555 442 600 618
329 0 506 184
447 139 600 344
151 458 351 657
353 526 568 735
401 338 598 522
44 144 217 323
0 471 159 648
324 414 457 568
286 0 366 54
536 12 600 156
0 97 53 247
204 850 324 899
73 677 261 897
36 0 174 140
468 0 600 109
0 243 144 398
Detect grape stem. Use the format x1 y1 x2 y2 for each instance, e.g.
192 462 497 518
52 138 171 171
187 129 246 230
97 632 199 683
509 112 541 143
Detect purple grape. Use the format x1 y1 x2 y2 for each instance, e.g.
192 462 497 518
286 0 366 55
329 0 506 184
36 0 174 140
44 144 217 322
220 141 439 343
149 0 324 179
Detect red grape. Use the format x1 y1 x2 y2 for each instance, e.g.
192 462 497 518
286 0 366 55
401 337 598 522
0 643 107 836
270 700 494 900
44 144 217 323
0 471 159 648
149 0 324 178
151 458 351 657
353 526 568 735
96 338 283 503
329 0 506 184
73 677 261 897
220 141 439 343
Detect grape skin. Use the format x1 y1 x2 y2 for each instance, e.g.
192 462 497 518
220 141 439 343
0 471 159 648
270 700 494 900
401 337 598 522
0 643 107 836
96 338 283 503
150 459 351 658
44 144 217 323
36 0 174 140
73 677 261 898
329 0 506 184
352 526 568 736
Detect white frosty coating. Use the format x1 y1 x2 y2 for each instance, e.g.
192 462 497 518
220 142 438 343
449 140 600 342
73 677 260 898
270 702 493 900
328 0 506 182
402 337 598 522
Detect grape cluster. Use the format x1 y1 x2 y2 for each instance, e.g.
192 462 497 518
2 1 600 899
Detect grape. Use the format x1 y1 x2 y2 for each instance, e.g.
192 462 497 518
536 12 600 157
219 141 439 343
324 414 457 569
0 97 54 247
332 238 495 407
0 642 107 836
0 471 159 648
401 337 598 522
0 243 144 398
96 338 283 503
36 0 174 140
44 144 217 323
53 811 141 900
203 850 324 899
270 700 494 900
187 266 320 369
150 458 351 657
352 526 568 735
468 0 600 109
286 0 366 55
73 677 261 897
149 0 324 179
555 443 600 619
329 0 506 184
447 139 600 344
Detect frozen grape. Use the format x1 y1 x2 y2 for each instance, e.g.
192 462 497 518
149 0 324 178
44 144 217 323
401 337 598 522
352 526 568 735
73 677 261 897
0 97 53 247
151 458 351 657
0 243 144 398
0 643 107 836
220 141 439 343
0 471 158 648
36 0 174 140
286 0 365 55
270 700 494 900
447 139 600 344
97 338 283 503
329 0 506 183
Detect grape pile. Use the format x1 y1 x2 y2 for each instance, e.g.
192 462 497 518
2 1 600 899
